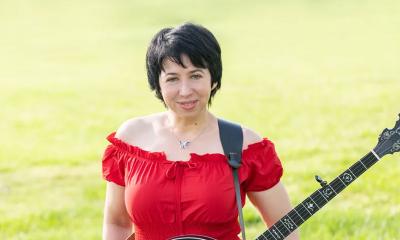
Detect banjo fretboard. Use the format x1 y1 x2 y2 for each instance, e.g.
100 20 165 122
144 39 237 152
257 151 380 240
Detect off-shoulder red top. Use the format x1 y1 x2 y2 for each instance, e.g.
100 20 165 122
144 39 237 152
102 132 283 240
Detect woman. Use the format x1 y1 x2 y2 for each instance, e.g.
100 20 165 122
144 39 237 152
102 23 300 240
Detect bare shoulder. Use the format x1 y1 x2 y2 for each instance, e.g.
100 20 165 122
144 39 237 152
115 112 164 144
242 126 263 150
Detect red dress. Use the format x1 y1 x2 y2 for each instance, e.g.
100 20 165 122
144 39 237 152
102 132 283 240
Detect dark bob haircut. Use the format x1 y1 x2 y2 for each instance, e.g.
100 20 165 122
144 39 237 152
146 23 222 106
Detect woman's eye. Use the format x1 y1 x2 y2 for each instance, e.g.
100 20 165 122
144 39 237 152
166 78 178 82
191 74 202 80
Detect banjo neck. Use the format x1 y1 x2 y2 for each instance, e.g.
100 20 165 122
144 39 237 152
256 150 380 240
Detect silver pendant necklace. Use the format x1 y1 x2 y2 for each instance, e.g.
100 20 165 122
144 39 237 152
179 140 191 149
170 119 209 150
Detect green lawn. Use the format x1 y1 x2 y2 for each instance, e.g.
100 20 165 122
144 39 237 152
0 0 399 239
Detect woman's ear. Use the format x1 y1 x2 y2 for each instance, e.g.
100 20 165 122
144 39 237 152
211 82 218 90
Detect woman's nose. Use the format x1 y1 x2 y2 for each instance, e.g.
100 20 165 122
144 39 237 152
178 80 194 96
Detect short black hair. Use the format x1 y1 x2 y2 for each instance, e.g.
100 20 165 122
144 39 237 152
146 23 222 106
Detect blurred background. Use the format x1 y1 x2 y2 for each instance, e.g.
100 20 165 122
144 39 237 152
0 0 399 239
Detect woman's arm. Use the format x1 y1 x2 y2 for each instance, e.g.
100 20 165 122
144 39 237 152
248 182 300 240
103 182 133 240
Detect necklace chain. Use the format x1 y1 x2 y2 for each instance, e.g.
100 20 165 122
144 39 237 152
169 118 209 150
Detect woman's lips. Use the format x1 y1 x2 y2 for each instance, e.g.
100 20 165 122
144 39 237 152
178 100 198 110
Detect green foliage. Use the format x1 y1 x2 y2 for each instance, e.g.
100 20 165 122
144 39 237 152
0 0 399 239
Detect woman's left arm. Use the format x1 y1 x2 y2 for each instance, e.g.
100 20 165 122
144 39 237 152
247 182 300 240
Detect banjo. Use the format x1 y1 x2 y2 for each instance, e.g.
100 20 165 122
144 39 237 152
127 114 400 240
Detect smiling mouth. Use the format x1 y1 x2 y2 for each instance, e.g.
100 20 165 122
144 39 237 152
178 100 198 110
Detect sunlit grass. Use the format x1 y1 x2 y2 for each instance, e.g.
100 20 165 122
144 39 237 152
1 0 399 239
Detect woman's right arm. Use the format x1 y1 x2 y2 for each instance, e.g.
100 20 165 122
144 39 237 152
103 182 133 240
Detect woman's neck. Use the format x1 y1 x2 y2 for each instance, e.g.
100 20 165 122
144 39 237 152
165 110 211 135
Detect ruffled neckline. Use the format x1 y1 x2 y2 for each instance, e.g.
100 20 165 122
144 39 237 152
107 132 270 163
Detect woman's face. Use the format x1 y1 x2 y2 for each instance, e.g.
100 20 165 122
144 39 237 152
159 54 216 118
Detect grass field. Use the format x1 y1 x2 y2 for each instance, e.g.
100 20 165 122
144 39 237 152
0 0 399 239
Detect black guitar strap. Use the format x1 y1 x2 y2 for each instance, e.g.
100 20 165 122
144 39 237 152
217 118 246 240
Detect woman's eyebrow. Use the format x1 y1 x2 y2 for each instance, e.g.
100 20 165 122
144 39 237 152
189 69 204 74
165 72 178 76
164 69 204 76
